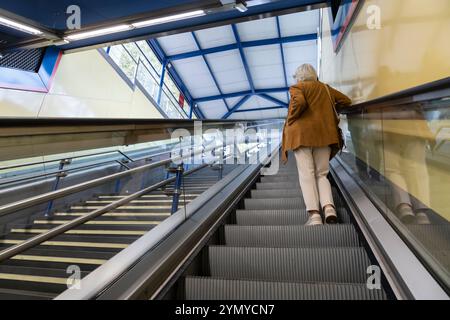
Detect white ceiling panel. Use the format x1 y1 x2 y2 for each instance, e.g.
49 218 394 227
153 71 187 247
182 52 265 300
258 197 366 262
199 100 228 119
172 57 220 98
279 10 320 37
236 17 278 41
266 92 290 104
158 33 199 55
206 50 250 93
194 26 236 49
244 45 285 89
283 41 318 86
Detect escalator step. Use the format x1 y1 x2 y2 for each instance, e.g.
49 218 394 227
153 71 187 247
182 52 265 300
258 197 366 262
185 277 387 300
236 209 351 225
0 265 88 294
224 225 360 248
244 198 345 210
256 182 301 189
251 189 340 200
260 176 299 183
209 246 371 283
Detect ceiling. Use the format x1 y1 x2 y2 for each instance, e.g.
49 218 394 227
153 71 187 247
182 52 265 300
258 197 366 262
0 0 326 52
155 9 319 119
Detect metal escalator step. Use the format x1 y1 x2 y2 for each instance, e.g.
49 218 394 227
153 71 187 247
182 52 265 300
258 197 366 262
260 176 299 183
236 209 351 225
245 198 307 210
185 277 387 300
244 198 345 210
224 225 360 248
209 246 371 283
251 189 340 200
256 182 300 190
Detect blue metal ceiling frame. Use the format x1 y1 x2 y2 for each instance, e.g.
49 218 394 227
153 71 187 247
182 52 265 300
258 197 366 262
191 31 231 113
148 38 204 119
149 14 319 119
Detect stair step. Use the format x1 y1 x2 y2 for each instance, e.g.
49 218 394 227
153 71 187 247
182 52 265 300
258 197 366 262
12 223 152 231
224 225 360 248
0 239 129 252
0 265 84 294
236 209 351 225
209 246 372 283
0 287 55 300
185 277 387 300
10 228 148 236
244 198 345 210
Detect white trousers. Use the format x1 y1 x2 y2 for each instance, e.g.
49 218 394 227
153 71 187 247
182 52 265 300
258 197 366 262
294 146 334 212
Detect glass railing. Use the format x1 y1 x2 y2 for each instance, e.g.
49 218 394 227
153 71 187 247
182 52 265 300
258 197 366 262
338 80 450 291
0 119 284 298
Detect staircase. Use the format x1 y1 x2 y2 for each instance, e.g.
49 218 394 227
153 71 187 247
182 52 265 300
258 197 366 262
185 156 389 300
0 169 225 299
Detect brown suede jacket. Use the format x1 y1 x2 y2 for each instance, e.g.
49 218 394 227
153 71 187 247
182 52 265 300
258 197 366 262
282 80 352 162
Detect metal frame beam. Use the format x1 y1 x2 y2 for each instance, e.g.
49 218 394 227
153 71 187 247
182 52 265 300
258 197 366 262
166 33 317 61
276 16 290 103
231 24 255 94
222 95 251 119
233 106 285 113
147 39 201 119
195 87 289 103
191 32 231 112
258 93 288 108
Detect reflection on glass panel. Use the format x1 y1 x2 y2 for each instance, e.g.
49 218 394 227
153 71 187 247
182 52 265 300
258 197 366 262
108 45 137 82
339 94 450 289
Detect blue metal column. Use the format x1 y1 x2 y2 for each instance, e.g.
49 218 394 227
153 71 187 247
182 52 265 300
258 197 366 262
45 159 71 217
171 163 184 214
157 60 167 106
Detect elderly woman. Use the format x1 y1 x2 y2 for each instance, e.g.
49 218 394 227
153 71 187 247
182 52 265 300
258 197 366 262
282 64 352 226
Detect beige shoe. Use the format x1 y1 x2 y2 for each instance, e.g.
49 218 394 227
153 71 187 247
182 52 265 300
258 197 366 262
305 213 323 226
324 206 338 224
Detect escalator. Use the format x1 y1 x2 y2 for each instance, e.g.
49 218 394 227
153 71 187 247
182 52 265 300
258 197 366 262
0 164 234 299
183 153 388 300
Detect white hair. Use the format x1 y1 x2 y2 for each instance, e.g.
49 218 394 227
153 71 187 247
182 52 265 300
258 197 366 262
293 63 318 82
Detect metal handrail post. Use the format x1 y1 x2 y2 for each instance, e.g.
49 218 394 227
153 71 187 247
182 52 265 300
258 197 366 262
45 159 70 217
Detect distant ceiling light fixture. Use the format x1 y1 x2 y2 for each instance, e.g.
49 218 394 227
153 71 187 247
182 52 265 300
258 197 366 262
131 10 206 28
234 1 248 13
65 24 132 41
0 16 43 35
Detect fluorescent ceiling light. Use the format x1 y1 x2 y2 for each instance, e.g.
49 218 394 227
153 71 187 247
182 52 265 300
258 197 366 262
235 3 248 13
65 24 131 41
0 16 43 35
132 10 205 28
